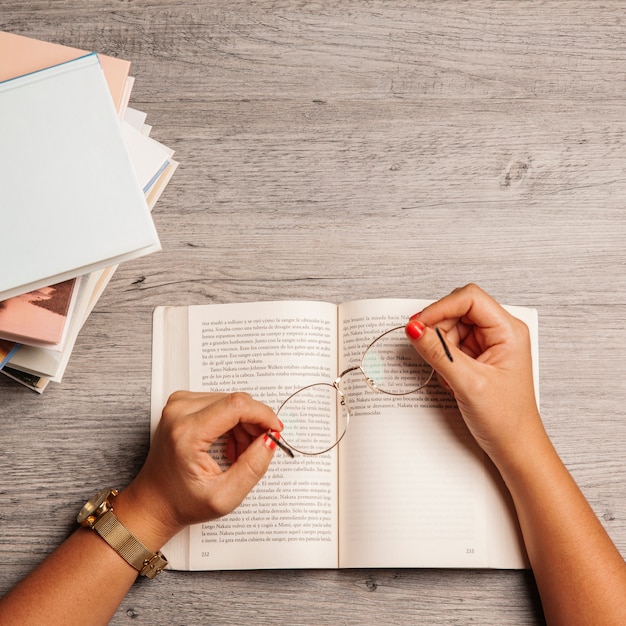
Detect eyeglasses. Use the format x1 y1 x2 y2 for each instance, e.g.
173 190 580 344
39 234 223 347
274 326 435 456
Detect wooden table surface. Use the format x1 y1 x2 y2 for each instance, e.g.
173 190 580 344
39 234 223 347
1 2 625 624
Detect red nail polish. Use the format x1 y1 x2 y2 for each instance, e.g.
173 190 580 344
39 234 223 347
405 320 425 340
263 432 278 451
409 311 422 321
265 430 295 458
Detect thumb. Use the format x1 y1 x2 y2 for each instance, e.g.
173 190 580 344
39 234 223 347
405 320 463 389
216 431 279 513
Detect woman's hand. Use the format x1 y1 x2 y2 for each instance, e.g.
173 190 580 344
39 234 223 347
0 391 283 625
405 283 544 471
405 284 626 625
115 391 283 549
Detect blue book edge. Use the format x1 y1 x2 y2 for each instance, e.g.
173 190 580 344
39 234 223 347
0 342 21 369
0 50 99 87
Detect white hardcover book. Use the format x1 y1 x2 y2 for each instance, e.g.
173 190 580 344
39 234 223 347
0 53 161 301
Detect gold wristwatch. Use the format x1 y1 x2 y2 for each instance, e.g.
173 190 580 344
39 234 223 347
77 488 168 579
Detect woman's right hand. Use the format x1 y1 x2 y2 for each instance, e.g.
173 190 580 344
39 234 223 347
407 285 626 626
404 283 545 472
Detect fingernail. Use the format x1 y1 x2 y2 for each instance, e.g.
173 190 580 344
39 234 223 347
277 419 285 430
264 430 295 458
409 311 422 321
405 320 426 340
263 431 279 451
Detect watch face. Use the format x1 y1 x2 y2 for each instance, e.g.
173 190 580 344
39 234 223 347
77 488 111 524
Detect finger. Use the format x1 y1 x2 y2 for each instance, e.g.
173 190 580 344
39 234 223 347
166 392 281 435
415 283 508 332
164 390 229 417
226 423 260 461
227 426 247 461
192 392 280 447
405 321 464 382
211 431 278 515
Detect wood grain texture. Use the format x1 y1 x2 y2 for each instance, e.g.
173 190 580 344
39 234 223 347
1 2 625 624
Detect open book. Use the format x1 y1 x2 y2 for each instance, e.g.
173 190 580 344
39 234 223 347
151 298 539 570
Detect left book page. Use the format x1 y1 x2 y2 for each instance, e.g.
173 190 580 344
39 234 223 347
152 302 341 571
0 53 160 301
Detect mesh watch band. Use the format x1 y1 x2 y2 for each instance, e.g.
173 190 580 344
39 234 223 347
93 509 168 578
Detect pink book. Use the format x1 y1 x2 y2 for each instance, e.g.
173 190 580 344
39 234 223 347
0 279 80 346
0 30 130 111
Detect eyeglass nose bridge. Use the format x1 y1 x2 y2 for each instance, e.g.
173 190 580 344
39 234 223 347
332 367 360 411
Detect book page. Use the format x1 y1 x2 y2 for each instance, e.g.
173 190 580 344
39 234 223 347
186 301 340 570
336 299 527 569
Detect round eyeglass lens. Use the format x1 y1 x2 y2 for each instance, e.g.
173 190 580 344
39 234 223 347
277 382 349 456
360 326 434 395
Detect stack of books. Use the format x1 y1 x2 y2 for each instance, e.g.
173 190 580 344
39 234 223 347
0 32 177 392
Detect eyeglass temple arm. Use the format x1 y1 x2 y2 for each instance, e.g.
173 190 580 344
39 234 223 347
266 431 295 458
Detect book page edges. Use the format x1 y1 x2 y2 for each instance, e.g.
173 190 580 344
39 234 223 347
151 306 191 570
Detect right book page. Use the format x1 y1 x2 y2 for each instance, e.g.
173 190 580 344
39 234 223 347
336 299 536 569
